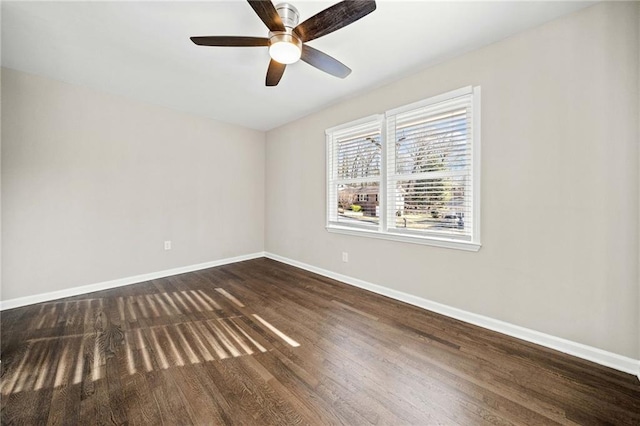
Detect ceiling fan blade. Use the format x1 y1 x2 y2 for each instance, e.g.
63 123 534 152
266 60 286 86
190 36 269 47
301 45 351 78
247 0 285 32
294 0 376 43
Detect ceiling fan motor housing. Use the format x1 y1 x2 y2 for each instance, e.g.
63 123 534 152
275 3 300 29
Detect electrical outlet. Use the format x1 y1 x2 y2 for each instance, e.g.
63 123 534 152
342 252 348 262
164 241 172 250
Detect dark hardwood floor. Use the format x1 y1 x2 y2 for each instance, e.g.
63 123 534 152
1 258 639 425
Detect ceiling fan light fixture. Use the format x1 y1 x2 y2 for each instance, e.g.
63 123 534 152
268 32 301 64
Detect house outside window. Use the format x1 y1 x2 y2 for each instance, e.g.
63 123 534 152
326 86 481 251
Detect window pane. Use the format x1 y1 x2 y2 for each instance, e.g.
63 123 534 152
389 176 469 234
336 182 380 226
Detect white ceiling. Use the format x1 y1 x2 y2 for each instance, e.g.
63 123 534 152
2 1 594 131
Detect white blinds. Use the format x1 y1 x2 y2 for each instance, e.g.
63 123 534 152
335 129 381 180
386 92 474 240
327 118 382 227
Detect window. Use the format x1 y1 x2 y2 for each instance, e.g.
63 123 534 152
326 87 481 251
326 116 383 228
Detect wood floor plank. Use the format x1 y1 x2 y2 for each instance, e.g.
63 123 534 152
2 257 639 425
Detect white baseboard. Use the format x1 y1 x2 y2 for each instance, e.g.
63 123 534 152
264 252 640 378
0 252 266 311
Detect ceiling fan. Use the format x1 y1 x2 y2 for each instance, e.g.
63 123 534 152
190 0 377 87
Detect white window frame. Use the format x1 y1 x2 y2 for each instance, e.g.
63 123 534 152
326 87 481 252
326 114 384 231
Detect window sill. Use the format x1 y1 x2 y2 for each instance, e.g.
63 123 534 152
326 225 481 252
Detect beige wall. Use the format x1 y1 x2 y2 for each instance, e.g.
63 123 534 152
1 68 265 300
265 2 640 358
